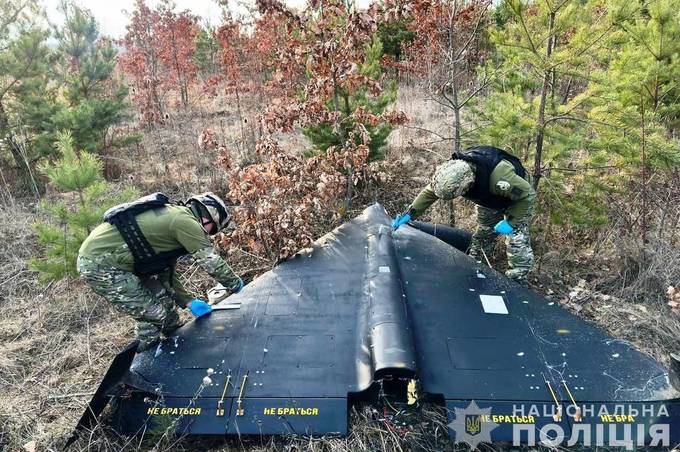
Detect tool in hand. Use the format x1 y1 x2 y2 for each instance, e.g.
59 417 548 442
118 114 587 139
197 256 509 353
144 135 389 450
189 298 241 318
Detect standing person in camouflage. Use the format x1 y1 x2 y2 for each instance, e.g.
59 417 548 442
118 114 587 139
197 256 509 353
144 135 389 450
392 146 536 282
77 192 243 351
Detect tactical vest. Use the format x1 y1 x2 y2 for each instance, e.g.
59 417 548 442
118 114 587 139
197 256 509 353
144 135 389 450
103 193 188 275
452 146 527 210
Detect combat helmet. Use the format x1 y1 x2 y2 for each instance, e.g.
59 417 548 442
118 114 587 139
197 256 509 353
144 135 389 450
186 192 231 232
431 160 475 199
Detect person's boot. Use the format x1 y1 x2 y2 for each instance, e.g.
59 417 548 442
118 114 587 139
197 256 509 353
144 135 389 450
161 309 186 336
505 268 529 285
137 335 160 352
136 322 161 353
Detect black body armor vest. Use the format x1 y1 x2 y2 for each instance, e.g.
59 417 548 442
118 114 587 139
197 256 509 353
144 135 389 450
103 193 188 275
452 146 527 210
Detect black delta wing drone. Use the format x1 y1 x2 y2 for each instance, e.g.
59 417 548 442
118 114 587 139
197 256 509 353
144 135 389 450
71 204 680 447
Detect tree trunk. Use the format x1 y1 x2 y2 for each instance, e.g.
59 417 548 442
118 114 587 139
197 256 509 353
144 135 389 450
331 68 352 213
532 10 556 190
235 87 247 152
452 85 461 153
640 92 648 245
449 84 461 228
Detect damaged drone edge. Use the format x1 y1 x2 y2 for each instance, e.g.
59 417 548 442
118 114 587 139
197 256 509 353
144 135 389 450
66 210 680 446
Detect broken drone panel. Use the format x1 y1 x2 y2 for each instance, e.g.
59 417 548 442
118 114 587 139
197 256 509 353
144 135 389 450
75 204 680 444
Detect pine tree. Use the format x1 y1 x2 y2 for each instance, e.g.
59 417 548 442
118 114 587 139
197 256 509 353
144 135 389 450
586 0 680 165
30 132 136 282
3 0 135 196
51 1 134 154
579 0 680 238
0 0 51 195
194 23 220 79
471 0 609 187
464 0 621 228
303 35 397 162
377 18 415 65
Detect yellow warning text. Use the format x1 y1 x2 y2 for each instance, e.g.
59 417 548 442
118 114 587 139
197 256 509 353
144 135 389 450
480 414 536 424
600 415 636 423
146 407 202 416
263 407 319 416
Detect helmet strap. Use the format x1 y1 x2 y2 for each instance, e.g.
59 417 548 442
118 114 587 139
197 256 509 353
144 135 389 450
203 195 228 227
188 202 204 221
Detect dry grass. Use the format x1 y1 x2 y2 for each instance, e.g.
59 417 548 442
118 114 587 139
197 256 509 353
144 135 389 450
0 204 134 450
1 85 678 451
62 403 457 451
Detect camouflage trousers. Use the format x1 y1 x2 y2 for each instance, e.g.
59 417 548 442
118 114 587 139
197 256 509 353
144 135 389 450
468 204 535 281
77 254 184 351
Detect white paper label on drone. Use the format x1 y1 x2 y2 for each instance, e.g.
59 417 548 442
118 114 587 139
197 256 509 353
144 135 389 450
379 266 391 273
480 295 509 314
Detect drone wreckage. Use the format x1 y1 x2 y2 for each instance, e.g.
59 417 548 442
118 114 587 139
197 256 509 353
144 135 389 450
69 204 680 447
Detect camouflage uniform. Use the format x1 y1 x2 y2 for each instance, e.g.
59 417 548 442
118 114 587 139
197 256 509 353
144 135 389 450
78 205 241 351
77 255 183 350
468 203 534 280
408 155 536 281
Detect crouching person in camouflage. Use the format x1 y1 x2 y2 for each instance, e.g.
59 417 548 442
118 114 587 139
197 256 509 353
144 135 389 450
392 146 536 282
77 192 243 352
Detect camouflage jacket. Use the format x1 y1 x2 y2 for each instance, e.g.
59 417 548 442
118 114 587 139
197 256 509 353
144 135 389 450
409 160 536 227
78 205 240 298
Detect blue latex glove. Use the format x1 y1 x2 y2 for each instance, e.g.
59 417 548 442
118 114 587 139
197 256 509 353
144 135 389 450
494 219 514 235
233 278 245 294
392 213 411 230
189 299 212 318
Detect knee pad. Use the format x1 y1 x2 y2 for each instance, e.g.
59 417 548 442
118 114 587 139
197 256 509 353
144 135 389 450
141 303 166 323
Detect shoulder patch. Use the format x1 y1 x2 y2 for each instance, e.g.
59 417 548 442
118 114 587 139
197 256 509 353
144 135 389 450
510 186 523 197
496 180 511 191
